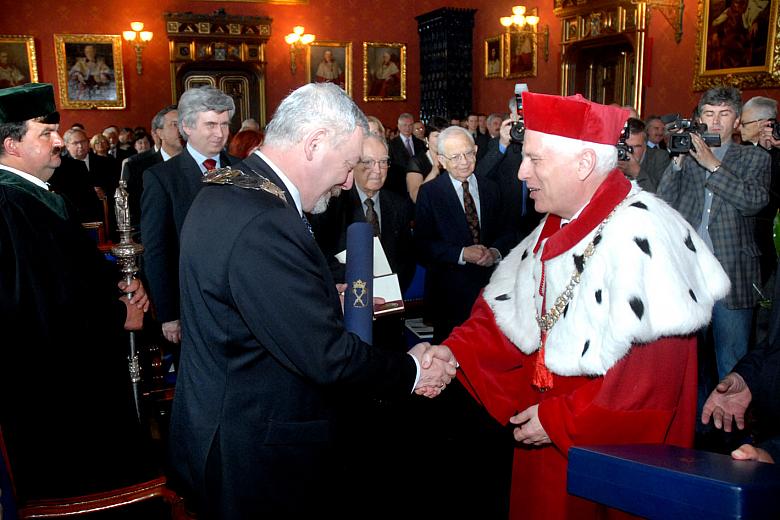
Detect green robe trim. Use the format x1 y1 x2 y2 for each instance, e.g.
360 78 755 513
0 167 69 220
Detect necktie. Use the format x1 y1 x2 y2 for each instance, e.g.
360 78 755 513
404 137 414 157
301 213 314 237
203 158 217 171
364 198 381 237
462 180 480 244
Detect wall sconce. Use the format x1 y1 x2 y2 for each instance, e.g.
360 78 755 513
284 26 315 75
123 21 153 75
500 5 549 62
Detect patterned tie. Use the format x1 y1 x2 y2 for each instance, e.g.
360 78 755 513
301 213 314 237
404 136 414 157
203 158 217 171
364 198 381 237
462 180 480 244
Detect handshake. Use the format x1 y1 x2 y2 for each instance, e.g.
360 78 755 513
408 342 459 398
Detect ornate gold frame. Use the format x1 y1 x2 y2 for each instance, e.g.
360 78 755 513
306 40 352 97
693 0 780 90
363 41 406 102
0 35 38 85
503 30 538 79
484 35 504 79
53 34 125 110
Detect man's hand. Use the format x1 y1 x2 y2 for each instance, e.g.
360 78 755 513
119 278 149 331
758 122 780 150
688 132 720 172
463 244 489 265
162 320 181 344
616 153 640 178
510 404 551 446
701 372 752 432
409 342 457 398
499 118 514 148
732 443 774 464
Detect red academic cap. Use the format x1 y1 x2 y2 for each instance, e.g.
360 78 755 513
521 92 628 145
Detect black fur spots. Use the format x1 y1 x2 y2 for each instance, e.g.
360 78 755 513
574 254 585 274
634 237 651 257
495 294 511 301
595 289 602 304
521 249 529 261
563 303 569 318
689 289 697 302
593 233 602 247
582 340 590 356
629 297 645 320
684 233 696 253
630 201 648 210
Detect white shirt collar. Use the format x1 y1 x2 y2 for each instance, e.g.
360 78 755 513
0 163 50 190
253 150 303 216
187 142 220 171
160 148 173 161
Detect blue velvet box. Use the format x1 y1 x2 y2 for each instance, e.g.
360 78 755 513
567 444 780 519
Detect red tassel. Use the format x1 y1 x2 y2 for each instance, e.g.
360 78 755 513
532 334 554 391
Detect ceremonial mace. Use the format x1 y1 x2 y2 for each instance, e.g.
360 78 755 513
111 180 144 422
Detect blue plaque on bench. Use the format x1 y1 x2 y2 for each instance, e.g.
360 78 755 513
567 444 780 519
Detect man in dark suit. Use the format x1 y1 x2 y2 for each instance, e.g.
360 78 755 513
387 112 425 196
616 117 670 193
168 82 456 519
48 153 103 224
415 125 512 344
467 112 490 162
311 133 415 292
657 86 771 382
63 127 120 199
141 86 235 345
122 105 182 238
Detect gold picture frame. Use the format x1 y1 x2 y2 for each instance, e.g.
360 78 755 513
54 34 125 109
0 35 38 88
504 30 537 79
484 35 504 79
363 41 406 102
693 0 780 90
307 40 352 97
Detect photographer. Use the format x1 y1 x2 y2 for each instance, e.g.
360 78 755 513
740 96 780 285
657 86 771 386
616 117 670 193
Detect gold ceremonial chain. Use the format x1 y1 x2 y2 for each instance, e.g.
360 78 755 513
536 204 622 333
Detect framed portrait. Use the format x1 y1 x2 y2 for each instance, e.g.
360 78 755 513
363 42 406 102
307 41 352 96
54 34 125 109
504 30 537 78
693 0 779 90
484 35 503 79
0 35 38 89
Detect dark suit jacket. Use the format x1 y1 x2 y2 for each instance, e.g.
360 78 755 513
657 142 770 308
140 148 234 323
85 152 120 196
121 149 163 236
387 134 426 196
472 131 490 162
48 155 103 223
414 172 511 342
168 153 417 518
636 146 670 193
310 186 415 291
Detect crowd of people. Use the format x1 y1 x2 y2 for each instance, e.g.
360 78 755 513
1 80 780 519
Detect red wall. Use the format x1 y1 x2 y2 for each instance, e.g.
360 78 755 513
1 0 777 136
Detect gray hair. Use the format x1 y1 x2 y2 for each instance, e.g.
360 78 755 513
698 86 742 117
397 112 414 125
63 127 87 143
540 132 617 176
263 82 368 149
508 97 517 113
742 96 778 120
151 105 177 131
436 126 475 155
363 133 389 155
486 113 504 125
178 86 235 138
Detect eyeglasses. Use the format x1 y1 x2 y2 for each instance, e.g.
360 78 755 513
359 158 390 169
739 119 764 127
440 150 477 163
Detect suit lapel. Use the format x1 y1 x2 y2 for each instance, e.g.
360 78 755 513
441 174 471 244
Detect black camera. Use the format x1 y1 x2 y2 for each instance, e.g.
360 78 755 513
772 120 780 141
510 83 527 144
616 122 633 161
662 113 721 154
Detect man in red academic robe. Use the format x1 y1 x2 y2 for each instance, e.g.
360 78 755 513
430 93 731 518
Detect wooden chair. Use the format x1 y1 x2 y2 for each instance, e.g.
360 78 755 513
0 427 192 519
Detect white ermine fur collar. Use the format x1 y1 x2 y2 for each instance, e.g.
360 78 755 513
484 187 730 376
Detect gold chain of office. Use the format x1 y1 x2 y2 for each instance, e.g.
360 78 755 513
535 203 622 333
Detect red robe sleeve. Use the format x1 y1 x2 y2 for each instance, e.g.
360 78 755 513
445 296 536 425
537 334 698 457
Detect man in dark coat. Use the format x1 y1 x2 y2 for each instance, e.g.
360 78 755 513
141 87 236 345
0 83 153 501
168 82 457 519
387 112 425 196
